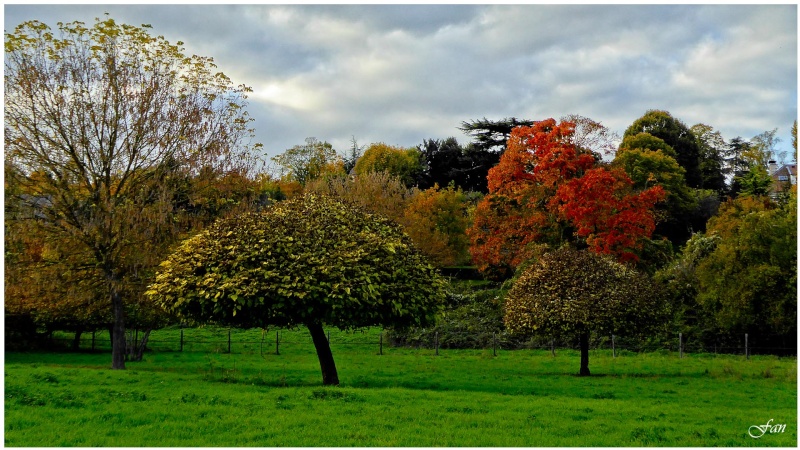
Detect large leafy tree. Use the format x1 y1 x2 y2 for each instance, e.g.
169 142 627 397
468 118 664 279
147 194 446 385
504 248 666 376
4 17 258 369
353 142 422 187
402 184 472 267
613 147 698 247
690 123 727 194
272 137 342 186
416 137 498 193
623 110 703 188
694 192 797 347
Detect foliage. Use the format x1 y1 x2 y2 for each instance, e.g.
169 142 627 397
416 137 499 193
690 123 728 193
623 110 703 188
468 118 665 278
401 184 472 267
458 117 534 152
735 164 773 197
149 193 445 329
619 132 677 158
504 248 667 338
4 16 260 369
308 173 473 267
272 137 343 185
694 192 797 342
612 148 697 246
353 143 422 187
306 171 411 225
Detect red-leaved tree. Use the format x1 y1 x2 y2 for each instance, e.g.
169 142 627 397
468 118 665 278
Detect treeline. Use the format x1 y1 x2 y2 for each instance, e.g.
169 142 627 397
4 18 795 363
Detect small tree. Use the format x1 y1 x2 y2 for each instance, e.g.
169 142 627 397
504 247 667 376
147 194 446 385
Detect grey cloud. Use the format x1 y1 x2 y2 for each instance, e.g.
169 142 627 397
5 4 797 161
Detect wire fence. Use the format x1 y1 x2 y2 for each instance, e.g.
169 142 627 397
46 327 797 358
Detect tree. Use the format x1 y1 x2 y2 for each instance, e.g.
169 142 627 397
459 117 535 152
504 248 666 376
306 170 412 224
272 137 343 185
749 128 784 166
619 132 677 159
4 17 258 369
402 184 472 267
353 143 422 187
623 110 703 188
694 192 797 348
416 137 500 193
736 164 773 197
342 136 365 174
468 118 664 279
147 194 446 385
612 148 698 246
690 123 727 194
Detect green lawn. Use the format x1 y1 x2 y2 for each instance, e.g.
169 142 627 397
4 328 797 446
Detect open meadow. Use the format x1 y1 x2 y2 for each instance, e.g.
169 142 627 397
4 328 797 447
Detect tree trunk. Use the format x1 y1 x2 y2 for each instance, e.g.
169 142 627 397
111 289 126 370
579 331 591 376
72 328 83 351
307 322 339 386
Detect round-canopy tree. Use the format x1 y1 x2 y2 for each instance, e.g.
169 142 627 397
504 247 667 376
146 194 446 385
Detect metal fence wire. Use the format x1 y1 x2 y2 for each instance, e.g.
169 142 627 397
44 328 796 358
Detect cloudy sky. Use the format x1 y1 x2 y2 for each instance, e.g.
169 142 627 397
5 3 798 164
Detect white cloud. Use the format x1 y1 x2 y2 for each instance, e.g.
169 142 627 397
4 4 797 160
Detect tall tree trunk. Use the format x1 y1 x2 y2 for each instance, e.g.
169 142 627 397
307 322 339 386
111 288 126 370
579 331 590 376
72 328 83 351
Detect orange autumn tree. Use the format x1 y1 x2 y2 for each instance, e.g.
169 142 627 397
468 118 665 279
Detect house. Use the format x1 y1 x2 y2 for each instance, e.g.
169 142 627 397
768 160 797 198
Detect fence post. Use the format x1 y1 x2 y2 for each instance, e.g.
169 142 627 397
276 330 280 355
493 332 497 357
612 335 616 358
379 331 383 356
745 333 749 360
91 331 96 351
227 328 231 353
551 338 555 357
180 324 184 352
435 332 439 356
679 333 683 359
260 329 265 357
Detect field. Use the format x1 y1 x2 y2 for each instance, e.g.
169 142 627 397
4 327 797 447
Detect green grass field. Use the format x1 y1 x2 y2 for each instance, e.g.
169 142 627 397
4 327 797 447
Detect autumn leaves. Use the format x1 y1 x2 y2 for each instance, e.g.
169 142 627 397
468 119 665 279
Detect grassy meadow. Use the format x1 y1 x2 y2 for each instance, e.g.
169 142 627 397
4 327 797 447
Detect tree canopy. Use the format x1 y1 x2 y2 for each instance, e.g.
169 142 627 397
147 194 446 385
468 118 665 279
623 110 703 188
